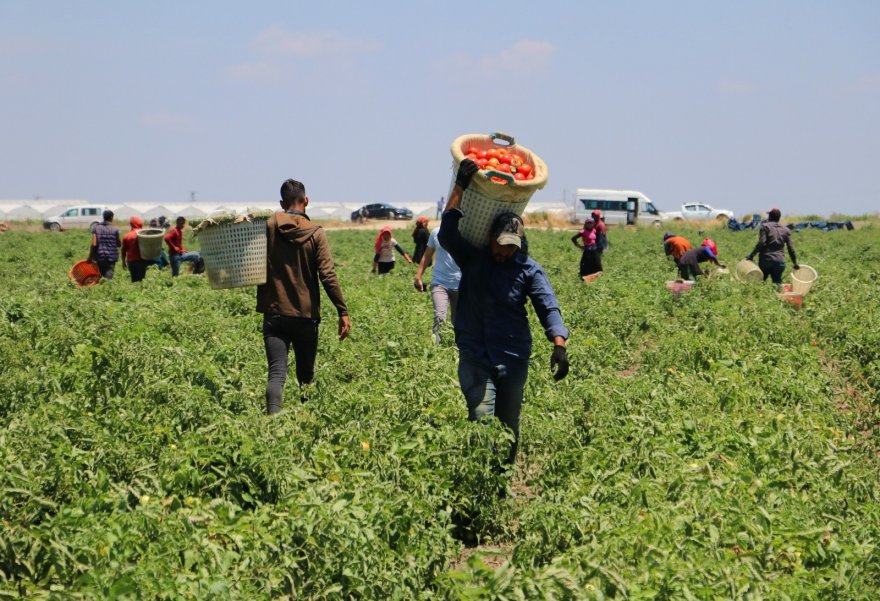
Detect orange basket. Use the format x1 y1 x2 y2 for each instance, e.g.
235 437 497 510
69 260 102 287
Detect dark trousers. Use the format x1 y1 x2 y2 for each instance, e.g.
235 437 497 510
128 260 148 282
377 261 395 274
759 258 785 285
97 260 116 280
263 314 319 414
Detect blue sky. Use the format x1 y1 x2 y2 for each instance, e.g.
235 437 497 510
2 1 878 216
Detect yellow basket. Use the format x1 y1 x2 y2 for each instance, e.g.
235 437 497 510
197 218 268 289
790 265 818 295
735 259 763 282
449 132 548 248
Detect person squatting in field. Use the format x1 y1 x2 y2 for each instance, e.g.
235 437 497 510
438 158 570 466
121 216 149 282
677 238 725 280
747 208 800 288
663 233 693 275
411 216 431 265
164 216 204 276
413 225 462 345
257 179 351 415
90 209 121 280
372 225 413 274
571 217 602 278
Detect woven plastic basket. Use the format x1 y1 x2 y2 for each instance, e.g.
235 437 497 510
137 228 165 261
449 132 548 248
69 260 102 288
197 218 268 290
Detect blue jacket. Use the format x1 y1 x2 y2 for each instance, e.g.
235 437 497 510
438 208 568 365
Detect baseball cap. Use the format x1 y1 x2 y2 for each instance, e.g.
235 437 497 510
493 213 524 248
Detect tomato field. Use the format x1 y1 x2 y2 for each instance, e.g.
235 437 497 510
1 221 879 599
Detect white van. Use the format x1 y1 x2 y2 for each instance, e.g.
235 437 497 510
43 205 109 231
572 189 668 227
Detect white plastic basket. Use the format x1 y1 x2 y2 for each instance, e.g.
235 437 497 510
197 219 268 289
449 132 548 248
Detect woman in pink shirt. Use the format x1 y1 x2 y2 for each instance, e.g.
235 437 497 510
571 218 602 278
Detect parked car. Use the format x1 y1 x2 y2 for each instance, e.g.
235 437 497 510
350 203 413 222
43 205 109 231
665 202 734 222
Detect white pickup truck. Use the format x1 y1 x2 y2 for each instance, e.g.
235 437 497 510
665 202 734 222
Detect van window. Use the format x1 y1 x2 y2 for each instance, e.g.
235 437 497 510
63 209 78 217
644 202 659 215
579 199 626 212
83 208 99 216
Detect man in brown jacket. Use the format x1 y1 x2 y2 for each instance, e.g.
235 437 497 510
257 179 351 414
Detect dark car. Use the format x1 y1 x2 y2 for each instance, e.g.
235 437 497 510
351 203 413 222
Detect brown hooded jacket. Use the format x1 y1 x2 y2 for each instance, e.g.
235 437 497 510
256 211 348 319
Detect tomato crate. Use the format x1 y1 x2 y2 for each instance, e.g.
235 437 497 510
449 132 548 248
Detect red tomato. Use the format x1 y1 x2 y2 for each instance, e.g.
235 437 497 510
496 163 511 173
526 173 535 180
476 158 488 168
517 163 532 177
513 172 526 181
510 156 523 168
467 145 479 155
486 148 499 159
477 150 487 159
466 153 477 161
499 154 512 165
489 176 508 184
487 157 500 167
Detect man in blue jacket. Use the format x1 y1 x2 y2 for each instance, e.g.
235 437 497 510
439 159 569 466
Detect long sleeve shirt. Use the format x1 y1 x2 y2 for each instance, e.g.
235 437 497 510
438 208 568 365
164 227 185 255
750 221 797 264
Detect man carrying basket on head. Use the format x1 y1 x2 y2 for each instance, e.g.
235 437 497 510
257 179 351 415
438 159 570 468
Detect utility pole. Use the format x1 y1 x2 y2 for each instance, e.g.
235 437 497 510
190 191 197 203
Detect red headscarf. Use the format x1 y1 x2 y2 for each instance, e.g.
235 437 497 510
374 225 393 253
129 216 143 230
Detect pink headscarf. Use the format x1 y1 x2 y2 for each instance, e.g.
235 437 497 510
374 225 393 253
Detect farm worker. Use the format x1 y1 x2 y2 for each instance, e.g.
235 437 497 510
372 225 413 274
663 233 692 263
121 216 149 282
571 218 602 279
89 209 121 280
257 179 351 415
411 216 431 265
592 209 608 252
438 158 569 466
677 238 725 280
436 196 445 219
164 216 203 277
746 208 799 288
413 226 462 344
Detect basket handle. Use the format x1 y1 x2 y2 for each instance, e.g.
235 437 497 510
482 169 515 184
489 132 515 147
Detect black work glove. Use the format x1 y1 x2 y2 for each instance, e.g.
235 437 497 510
550 345 569 381
455 159 479 190
745 255 753 262
793 263 800 270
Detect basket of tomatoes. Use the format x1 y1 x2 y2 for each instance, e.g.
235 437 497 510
449 132 548 248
